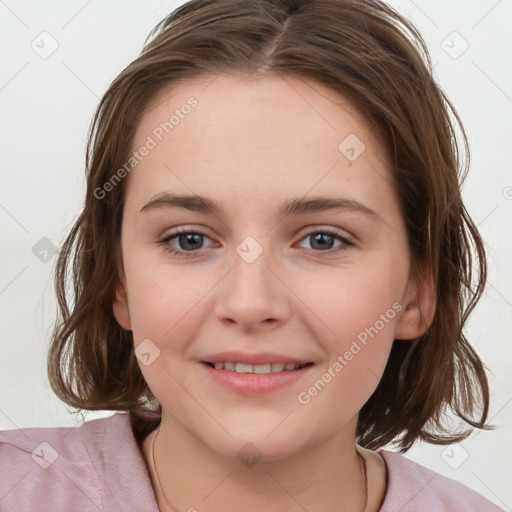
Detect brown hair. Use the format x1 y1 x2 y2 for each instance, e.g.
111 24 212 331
48 0 491 451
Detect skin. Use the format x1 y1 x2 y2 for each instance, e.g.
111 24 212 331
113 73 435 512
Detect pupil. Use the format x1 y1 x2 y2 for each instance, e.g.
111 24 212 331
311 233 333 250
179 233 202 250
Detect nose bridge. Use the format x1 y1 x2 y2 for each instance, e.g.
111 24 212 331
231 235 275 305
214 234 289 327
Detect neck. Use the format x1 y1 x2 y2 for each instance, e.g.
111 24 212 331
142 415 379 512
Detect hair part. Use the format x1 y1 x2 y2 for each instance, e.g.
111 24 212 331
48 0 491 451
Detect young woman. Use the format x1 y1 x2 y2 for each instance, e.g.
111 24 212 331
0 0 503 510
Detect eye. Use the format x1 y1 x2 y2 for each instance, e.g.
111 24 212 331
158 227 355 258
158 228 217 258
297 229 355 254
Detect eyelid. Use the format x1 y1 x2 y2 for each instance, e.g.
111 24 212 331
295 224 356 242
160 224 355 241
159 225 216 241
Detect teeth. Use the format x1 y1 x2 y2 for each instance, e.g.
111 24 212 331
208 362 306 374
253 364 271 374
235 363 253 374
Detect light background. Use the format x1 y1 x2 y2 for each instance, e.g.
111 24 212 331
0 0 511 509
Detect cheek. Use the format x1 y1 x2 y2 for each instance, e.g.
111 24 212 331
124 252 209 341
298 258 402 395
300 257 404 342
296 271 400 421
122 259 222 392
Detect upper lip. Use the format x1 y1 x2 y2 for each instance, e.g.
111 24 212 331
201 351 313 366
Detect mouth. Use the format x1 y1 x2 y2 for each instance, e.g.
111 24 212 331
202 361 314 373
200 353 315 394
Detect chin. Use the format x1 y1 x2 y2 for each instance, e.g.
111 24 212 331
208 435 304 464
194 418 316 464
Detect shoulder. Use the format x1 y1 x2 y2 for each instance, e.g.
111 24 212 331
378 449 504 512
0 412 158 512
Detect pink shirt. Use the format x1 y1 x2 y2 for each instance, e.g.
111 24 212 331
0 412 503 511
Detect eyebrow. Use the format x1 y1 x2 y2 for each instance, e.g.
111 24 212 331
140 192 383 222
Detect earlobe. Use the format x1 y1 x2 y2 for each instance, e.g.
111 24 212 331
394 270 436 340
112 278 132 331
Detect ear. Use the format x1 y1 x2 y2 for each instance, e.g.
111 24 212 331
112 275 132 331
394 267 436 340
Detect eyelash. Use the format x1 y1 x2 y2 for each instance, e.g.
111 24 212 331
157 227 355 258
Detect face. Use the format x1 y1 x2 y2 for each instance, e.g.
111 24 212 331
113 73 429 460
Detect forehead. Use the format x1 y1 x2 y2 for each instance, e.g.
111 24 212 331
126 73 397 220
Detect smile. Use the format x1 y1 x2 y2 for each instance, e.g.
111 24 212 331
201 358 315 394
204 362 311 373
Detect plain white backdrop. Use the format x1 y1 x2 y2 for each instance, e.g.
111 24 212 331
1 0 511 509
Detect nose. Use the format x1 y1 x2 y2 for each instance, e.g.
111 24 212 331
214 245 291 332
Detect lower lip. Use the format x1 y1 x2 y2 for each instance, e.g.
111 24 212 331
201 362 314 395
